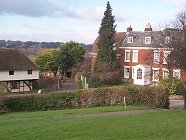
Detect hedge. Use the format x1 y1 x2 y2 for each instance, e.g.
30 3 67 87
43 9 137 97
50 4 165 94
2 86 170 112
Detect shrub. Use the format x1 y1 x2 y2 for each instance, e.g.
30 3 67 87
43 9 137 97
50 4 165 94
159 78 182 94
38 77 57 89
2 86 169 112
88 71 122 88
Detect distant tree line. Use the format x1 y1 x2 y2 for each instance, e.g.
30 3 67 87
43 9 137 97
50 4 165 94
0 40 92 52
0 40 61 48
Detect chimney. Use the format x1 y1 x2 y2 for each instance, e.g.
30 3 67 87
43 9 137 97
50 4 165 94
144 23 152 31
127 25 132 32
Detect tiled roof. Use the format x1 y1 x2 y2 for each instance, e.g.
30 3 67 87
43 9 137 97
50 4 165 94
122 31 162 47
0 49 39 70
92 32 127 53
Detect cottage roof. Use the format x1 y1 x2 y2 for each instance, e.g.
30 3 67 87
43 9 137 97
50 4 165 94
0 49 39 70
122 31 162 47
92 32 127 53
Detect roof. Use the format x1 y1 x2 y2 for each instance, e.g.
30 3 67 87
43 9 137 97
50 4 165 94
0 49 39 70
92 32 127 53
122 31 162 47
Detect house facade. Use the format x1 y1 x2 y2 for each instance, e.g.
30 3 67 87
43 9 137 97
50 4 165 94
91 23 186 85
0 49 39 93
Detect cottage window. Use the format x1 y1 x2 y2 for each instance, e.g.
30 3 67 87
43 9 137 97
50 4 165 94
11 81 19 89
137 68 142 79
162 69 169 79
145 37 151 44
9 70 14 75
28 70 32 75
163 51 170 64
153 50 160 64
132 67 134 79
127 37 133 43
132 50 138 62
125 50 130 62
165 36 171 44
152 69 159 81
124 66 130 78
173 69 180 79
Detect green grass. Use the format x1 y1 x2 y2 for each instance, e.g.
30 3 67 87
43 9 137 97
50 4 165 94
0 105 152 120
0 107 186 140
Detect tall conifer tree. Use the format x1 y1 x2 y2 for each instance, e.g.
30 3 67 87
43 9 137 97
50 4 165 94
94 1 119 72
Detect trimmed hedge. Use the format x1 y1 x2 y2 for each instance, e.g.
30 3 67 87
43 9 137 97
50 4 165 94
2 86 170 112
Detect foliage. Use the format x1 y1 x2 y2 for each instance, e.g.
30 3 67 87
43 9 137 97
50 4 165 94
34 49 58 76
88 70 122 88
94 1 119 72
3 86 169 112
37 77 58 89
159 77 182 94
55 41 85 74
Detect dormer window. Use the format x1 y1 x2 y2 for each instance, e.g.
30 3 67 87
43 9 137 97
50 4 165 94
9 70 14 75
165 36 171 44
28 70 32 75
127 37 133 43
145 37 151 44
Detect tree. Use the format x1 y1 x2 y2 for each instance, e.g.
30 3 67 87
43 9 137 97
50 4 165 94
170 10 186 109
94 1 119 72
160 9 186 109
55 41 85 75
34 49 58 76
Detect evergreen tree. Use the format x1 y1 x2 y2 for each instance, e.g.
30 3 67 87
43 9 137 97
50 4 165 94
94 1 119 72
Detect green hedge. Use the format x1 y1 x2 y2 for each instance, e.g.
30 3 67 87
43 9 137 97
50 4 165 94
2 86 170 112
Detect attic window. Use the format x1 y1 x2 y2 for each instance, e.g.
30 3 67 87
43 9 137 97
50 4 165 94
127 37 133 43
28 70 32 75
9 70 14 75
145 37 151 44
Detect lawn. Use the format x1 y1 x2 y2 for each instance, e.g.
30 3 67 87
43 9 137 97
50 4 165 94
0 107 186 140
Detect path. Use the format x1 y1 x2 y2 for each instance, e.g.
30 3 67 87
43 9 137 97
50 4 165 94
169 100 184 110
0 109 165 122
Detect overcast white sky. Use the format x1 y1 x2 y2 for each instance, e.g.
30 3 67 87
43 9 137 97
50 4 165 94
0 0 185 44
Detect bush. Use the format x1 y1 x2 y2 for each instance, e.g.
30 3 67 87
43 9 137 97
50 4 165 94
38 77 57 89
88 71 122 88
159 78 182 94
2 86 170 112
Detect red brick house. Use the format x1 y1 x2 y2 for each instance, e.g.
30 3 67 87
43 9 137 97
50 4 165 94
92 23 186 85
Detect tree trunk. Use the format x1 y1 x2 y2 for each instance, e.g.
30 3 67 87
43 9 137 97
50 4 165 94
184 91 186 110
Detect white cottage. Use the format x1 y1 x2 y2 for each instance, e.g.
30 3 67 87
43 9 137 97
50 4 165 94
0 49 39 93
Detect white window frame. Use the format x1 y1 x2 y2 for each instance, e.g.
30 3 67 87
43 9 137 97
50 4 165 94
132 50 139 62
153 50 160 64
163 50 170 64
162 68 169 79
165 36 171 44
145 37 151 44
124 66 130 78
173 69 181 79
152 68 160 81
127 37 133 43
137 68 143 80
125 50 131 62
132 66 134 79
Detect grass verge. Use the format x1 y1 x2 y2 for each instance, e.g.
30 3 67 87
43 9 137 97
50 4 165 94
0 109 185 140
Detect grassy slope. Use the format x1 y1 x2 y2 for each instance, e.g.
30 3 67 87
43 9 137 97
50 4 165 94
0 105 152 120
0 108 186 140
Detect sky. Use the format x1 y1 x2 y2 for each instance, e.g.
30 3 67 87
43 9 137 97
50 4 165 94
0 0 185 44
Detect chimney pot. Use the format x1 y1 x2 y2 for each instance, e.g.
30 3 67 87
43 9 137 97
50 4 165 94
127 25 132 32
144 23 152 31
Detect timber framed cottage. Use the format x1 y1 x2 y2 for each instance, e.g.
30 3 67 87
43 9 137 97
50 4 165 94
91 23 186 85
0 49 39 93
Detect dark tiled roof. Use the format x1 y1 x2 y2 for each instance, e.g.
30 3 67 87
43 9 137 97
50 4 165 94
0 49 39 70
92 32 127 53
122 31 162 47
